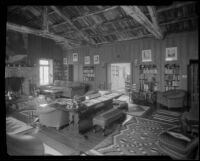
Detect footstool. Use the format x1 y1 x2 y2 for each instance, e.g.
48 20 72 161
93 108 125 136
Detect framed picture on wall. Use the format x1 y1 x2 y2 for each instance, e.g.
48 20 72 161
142 50 152 62
166 47 177 61
84 56 90 65
73 53 78 62
94 55 100 64
63 57 67 65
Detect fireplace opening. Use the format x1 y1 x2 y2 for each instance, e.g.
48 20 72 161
5 77 24 99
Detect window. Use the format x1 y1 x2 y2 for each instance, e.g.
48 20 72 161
39 59 52 85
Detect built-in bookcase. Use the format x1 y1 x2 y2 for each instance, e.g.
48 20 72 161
164 63 180 91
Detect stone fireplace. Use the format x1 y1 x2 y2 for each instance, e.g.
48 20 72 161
5 66 39 96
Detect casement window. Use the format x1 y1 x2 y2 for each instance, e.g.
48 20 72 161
39 59 53 85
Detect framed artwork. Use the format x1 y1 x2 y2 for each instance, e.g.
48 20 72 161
73 53 78 62
166 47 177 61
142 50 152 62
94 55 100 64
63 57 67 65
84 56 90 65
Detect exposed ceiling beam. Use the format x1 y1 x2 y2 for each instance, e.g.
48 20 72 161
96 33 152 45
71 2 196 33
157 1 196 12
50 6 95 45
6 22 81 48
51 21 68 28
121 6 163 39
147 6 163 38
43 6 49 32
71 6 119 21
87 16 197 39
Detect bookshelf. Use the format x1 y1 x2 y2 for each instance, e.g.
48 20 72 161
137 64 158 104
164 63 180 91
83 66 95 81
139 64 158 92
53 61 63 80
63 64 73 81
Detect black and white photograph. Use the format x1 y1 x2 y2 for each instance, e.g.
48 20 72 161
73 53 78 62
142 49 152 62
166 47 178 61
4 2 199 160
84 56 90 65
94 55 100 64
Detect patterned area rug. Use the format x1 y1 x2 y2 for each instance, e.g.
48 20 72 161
150 109 182 125
127 104 150 117
87 116 175 155
6 116 33 134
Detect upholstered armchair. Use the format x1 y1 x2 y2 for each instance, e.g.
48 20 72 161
37 105 69 130
157 90 186 109
158 104 199 160
7 133 45 155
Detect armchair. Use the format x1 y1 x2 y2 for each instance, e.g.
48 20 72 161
158 103 199 160
37 105 69 130
7 133 44 155
157 89 186 109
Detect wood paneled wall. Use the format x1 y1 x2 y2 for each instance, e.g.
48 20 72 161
28 35 63 65
64 31 198 91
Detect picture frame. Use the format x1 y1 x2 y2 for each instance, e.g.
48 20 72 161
84 56 90 65
73 53 78 62
142 50 152 62
94 55 100 64
63 57 68 65
166 47 177 61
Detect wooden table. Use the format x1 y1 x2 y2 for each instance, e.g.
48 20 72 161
46 92 123 134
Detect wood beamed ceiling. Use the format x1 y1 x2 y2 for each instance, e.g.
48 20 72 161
7 2 198 49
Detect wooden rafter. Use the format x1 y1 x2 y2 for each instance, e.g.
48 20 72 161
121 6 163 39
71 6 119 21
6 22 81 48
147 6 162 37
87 15 198 39
50 6 95 45
43 6 49 32
68 2 196 34
96 33 152 45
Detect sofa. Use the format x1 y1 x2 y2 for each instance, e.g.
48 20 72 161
39 80 87 98
157 89 186 109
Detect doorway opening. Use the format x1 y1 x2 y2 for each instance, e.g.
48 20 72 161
108 63 131 92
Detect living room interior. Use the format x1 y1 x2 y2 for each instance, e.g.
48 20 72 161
5 2 199 159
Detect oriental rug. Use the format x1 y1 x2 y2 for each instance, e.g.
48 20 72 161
149 109 182 125
6 116 33 135
127 104 150 117
87 116 175 155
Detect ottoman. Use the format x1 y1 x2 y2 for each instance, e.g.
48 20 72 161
93 108 125 136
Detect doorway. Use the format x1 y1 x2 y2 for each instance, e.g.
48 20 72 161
109 63 131 92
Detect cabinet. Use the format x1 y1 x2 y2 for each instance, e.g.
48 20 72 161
63 64 73 81
83 66 95 81
188 60 199 110
164 64 180 91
